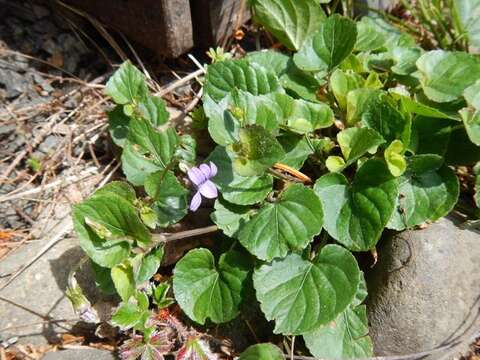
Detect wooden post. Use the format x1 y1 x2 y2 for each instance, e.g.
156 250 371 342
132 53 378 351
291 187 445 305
61 0 194 58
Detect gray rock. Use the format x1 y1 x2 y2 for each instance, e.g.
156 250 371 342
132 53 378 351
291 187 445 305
366 216 480 358
0 68 30 99
41 348 116 360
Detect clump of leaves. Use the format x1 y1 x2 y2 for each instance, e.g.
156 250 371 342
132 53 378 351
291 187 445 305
69 0 480 358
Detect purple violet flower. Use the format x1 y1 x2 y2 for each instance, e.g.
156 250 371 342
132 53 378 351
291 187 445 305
187 162 218 211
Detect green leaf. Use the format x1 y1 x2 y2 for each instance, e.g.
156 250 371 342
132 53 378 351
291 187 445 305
204 95 241 146
355 16 386 51
134 246 164 284
253 245 360 335
111 262 136 301
314 159 398 251
105 61 147 105
107 105 130 147
144 170 188 227
250 0 326 51
409 116 453 156
278 134 314 169
93 181 136 204
464 80 480 110
303 304 373 358
239 344 284 360
211 198 251 238
238 184 323 261
91 262 116 295
138 95 169 126
72 192 150 267
111 301 143 330
400 96 460 120
384 140 407 177
453 0 480 49
287 99 334 134
362 97 411 145
416 50 480 103
246 50 290 76
337 127 385 167
294 15 357 72
387 155 459 230
204 59 281 101
330 69 364 111
280 61 323 102
232 125 285 176
460 108 480 146
173 249 251 324
121 120 179 186
390 47 422 75
346 88 383 125
207 146 273 205
326 155 346 172
152 283 174 308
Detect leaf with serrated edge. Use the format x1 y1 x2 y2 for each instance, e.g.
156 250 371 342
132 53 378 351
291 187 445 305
416 50 480 103
314 159 398 251
253 245 360 335
239 184 323 261
250 0 325 51
105 61 147 105
294 15 357 72
173 249 251 324
204 59 281 102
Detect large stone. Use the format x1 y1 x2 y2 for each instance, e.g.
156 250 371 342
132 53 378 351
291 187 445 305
366 216 480 358
41 348 115 360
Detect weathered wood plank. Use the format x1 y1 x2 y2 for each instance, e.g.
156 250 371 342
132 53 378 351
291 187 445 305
191 0 250 48
62 0 194 58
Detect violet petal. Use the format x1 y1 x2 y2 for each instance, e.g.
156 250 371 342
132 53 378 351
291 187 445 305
209 162 218 177
199 163 212 179
188 167 206 186
199 180 218 199
190 191 202 211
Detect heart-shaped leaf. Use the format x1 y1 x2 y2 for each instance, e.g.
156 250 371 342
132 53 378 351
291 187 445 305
294 15 357 72
204 59 281 101
144 170 188 227
73 190 151 267
253 245 360 335
207 146 273 205
387 155 459 230
121 119 179 186
173 248 251 324
239 344 284 360
250 0 326 51
416 50 480 103
314 159 398 251
239 183 323 261
105 61 147 105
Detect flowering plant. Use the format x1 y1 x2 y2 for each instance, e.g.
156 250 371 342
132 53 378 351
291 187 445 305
69 0 480 358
